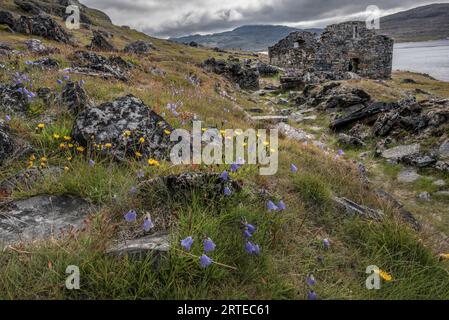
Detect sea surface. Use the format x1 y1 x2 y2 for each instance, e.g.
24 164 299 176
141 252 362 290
393 40 449 82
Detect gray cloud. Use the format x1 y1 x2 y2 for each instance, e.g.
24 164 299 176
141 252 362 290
80 0 449 38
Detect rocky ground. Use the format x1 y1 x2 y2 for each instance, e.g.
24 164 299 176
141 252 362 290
0 0 448 300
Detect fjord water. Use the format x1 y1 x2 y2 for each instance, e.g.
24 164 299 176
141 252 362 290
393 40 449 82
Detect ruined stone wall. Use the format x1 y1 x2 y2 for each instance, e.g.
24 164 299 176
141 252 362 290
268 21 394 80
268 31 318 72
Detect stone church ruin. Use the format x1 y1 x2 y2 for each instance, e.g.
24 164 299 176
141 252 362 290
269 21 394 81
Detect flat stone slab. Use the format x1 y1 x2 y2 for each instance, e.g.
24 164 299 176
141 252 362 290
439 139 449 159
251 115 289 124
0 195 92 246
275 123 314 142
397 168 421 183
106 233 170 257
381 143 420 160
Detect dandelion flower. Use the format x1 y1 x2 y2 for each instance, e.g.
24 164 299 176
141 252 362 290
138 137 145 144
76 146 85 152
164 129 171 135
64 136 71 141
37 123 45 129
148 159 160 167
68 143 74 148
29 154 36 161
203 238 216 253
378 270 393 282
105 143 112 149
439 253 449 260
200 254 213 268
181 236 194 251
53 133 60 140
135 151 142 158
123 130 132 137
59 143 66 149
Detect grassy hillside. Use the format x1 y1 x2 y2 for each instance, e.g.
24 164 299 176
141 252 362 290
380 3 449 42
0 1 448 300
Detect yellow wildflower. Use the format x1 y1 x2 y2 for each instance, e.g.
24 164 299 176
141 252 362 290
29 154 36 161
378 270 393 282
68 143 74 148
139 137 145 144
76 146 85 152
135 151 142 158
123 130 132 137
53 133 60 140
37 123 45 129
67 156 73 161
105 143 112 149
40 157 47 162
164 129 171 135
439 253 449 260
64 166 70 172
64 136 71 141
27 161 34 168
148 159 160 167
59 143 66 149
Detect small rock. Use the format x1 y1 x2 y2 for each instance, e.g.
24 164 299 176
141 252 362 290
397 168 420 183
438 139 449 159
124 40 155 55
0 121 14 166
337 133 366 147
381 143 420 161
417 192 431 201
433 179 446 187
87 30 116 52
106 233 170 257
0 11 16 28
61 81 93 115
275 122 314 141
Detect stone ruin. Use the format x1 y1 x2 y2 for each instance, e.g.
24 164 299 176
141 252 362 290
269 21 394 80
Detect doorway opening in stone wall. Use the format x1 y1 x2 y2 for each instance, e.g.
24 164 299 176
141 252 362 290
348 58 360 73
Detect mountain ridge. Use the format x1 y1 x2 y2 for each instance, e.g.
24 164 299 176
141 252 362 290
171 3 449 51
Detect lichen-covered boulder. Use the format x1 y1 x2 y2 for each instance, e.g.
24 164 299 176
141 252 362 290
202 57 259 90
13 14 72 44
0 121 14 166
124 40 155 55
0 11 16 28
60 81 92 115
72 94 174 161
0 83 29 113
87 30 116 52
71 50 131 81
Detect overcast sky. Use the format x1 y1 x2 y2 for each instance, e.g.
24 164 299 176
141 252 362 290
80 0 449 38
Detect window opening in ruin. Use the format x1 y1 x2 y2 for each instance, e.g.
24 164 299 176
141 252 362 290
353 25 359 39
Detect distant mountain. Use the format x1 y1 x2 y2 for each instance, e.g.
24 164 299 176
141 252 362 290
170 25 323 52
379 3 449 42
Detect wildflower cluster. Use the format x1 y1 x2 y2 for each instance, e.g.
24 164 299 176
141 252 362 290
124 209 155 233
13 72 36 99
180 236 216 268
241 218 261 256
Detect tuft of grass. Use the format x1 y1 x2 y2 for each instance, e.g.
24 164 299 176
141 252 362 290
292 172 332 208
